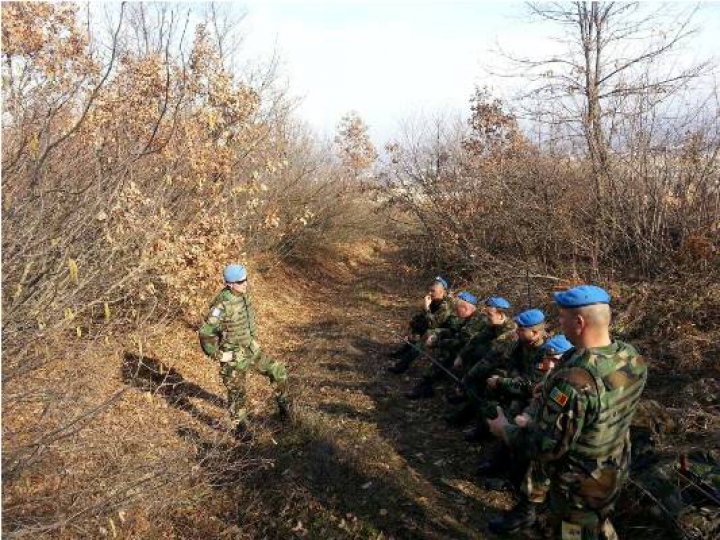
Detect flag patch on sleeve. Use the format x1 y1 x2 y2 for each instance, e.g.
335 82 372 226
550 387 569 407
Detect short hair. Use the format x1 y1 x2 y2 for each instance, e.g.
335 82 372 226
575 303 611 327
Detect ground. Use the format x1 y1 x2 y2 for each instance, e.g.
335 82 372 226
12 240 704 539
105 240 515 539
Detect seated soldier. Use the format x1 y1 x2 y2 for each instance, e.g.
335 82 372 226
513 334 574 428
463 308 547 443
478 334 574 490
454 297 516 374
388 276 453 374
445 297 517 423
406 291 485 400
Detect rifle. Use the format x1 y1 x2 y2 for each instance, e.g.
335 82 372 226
389 329 503 418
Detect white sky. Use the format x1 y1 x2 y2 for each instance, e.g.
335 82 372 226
233 0 720 145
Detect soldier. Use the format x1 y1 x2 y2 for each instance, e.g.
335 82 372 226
487 309 556 416
388 276 454 374
444 297 516 424
454 297 516 375
198 264 290 440
463 308 547 442
479 334 574 489
513 334 575 427
487 285 648 539
406 291 484 400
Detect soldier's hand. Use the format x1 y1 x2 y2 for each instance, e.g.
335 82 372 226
423 294 432 310
425 334 437 347
487 375 500 389
487 406 509 441
514 413 531 428
453 356 463 371
532 383 543 398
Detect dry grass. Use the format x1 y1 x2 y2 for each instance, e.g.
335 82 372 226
3 240 717 539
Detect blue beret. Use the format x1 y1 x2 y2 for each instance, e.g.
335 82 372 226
554 285 611 308
542 335 574 355
514 308 545 327
223 264 247 283
433 276 449 289
485 296 511 309
456 291 477 305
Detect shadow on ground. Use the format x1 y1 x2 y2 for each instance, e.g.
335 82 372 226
176 418 471 539
121 352 226 432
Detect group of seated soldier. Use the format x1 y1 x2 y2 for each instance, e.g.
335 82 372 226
387 276 574 488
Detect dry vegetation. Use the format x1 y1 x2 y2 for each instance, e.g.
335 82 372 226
2 2 719 539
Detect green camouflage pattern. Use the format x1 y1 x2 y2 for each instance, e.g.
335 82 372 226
496 337 547 400
198 288 287 426
199 288 258 356
418 309 488 383
457 316 517 371
464 337 539 420
506 341 648 536
409 294 455 336
439 309 488 354
220 344 288 425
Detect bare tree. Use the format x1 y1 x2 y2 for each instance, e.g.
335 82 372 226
499 2 713 189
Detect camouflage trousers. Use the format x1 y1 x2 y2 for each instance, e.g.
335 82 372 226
219 344 288 426
522 463 618 540
546 499 618 540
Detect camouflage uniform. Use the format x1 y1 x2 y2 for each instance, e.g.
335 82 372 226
199 288 288 427
465 337 544 420
389 295 455 373
494 337 550 416
409 295 455 338
504 341 648 539
424 309 487 380
457 317 517 373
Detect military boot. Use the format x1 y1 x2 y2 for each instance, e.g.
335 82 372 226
387 356 412 375
406 379 434 400
445 403 475 427
276 394 293 422
388 343 412 359
233 422 254 443
488 497 538 534
464 421 490 443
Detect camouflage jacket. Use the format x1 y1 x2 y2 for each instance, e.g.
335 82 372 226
497 337 547 398
504 341 648 509
459 317 517 366
436 309 488 353
198 288 258 358
410 295 454 335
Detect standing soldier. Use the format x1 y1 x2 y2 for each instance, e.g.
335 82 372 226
199 264 290 440
388 276 454 374
488 285 648 539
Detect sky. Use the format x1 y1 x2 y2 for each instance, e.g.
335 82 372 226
231 0 720 145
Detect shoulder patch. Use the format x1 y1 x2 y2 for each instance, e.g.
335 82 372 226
550 387 569 407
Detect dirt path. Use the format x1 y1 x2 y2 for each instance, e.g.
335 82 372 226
235 243 511 539
117 242 510 539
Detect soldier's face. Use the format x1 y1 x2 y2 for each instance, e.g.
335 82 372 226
455 300 476 318
428 283 445 301
228 281 248 294
558 308 581 344
517 326 543 344
486 307 505 325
